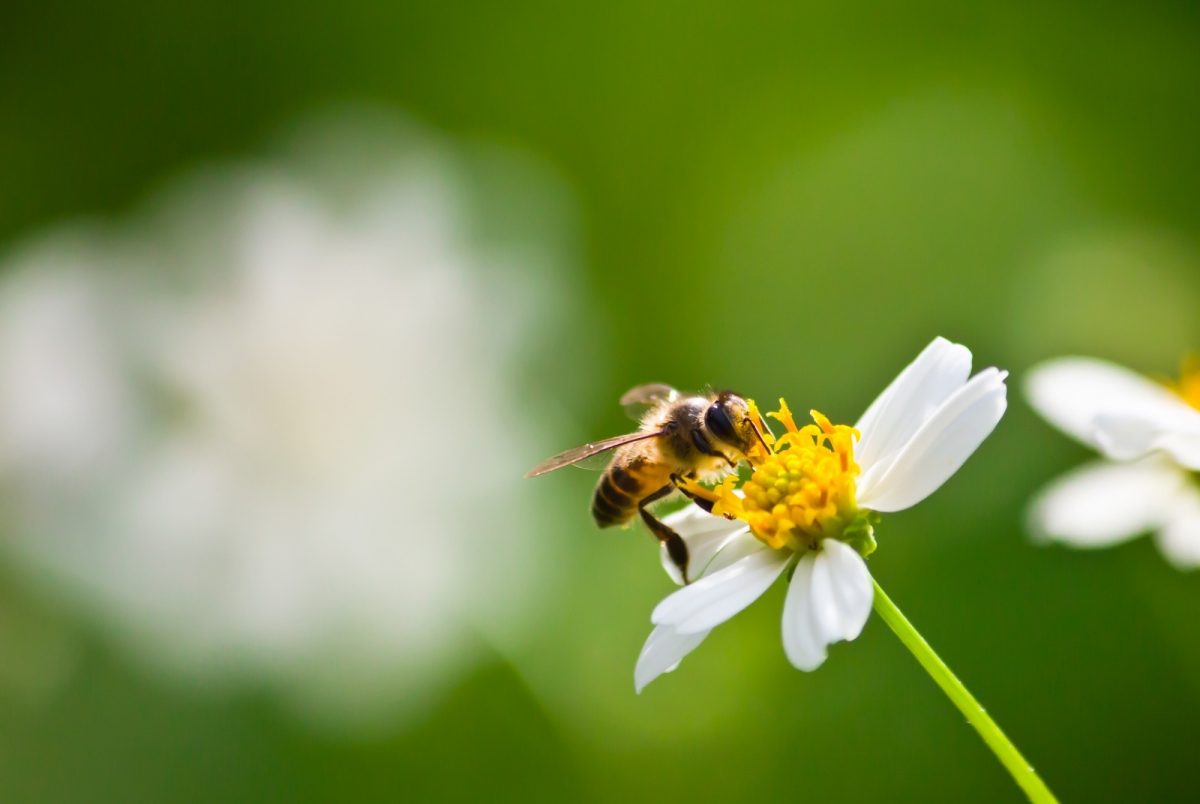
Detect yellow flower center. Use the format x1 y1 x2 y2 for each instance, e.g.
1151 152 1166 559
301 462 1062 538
707 399 860 552
1171 356 1200 411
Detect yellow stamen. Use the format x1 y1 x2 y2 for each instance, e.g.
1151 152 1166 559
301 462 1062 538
712 401 860 552
767 397 797 435
1170 355 1200 411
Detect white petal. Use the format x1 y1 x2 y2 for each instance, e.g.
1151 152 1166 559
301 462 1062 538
807 547 843 641
818 540 874 641
854 337 972 474
857 368 1007 512
1155 486 1200 569
1093 411 1200 469
781 552 825 670
1027 459 1185 548
658 504 754 585
634 625 710 693
661 501 741 537
699 528 769 575
781 541 874 672
651 547 791 634
1025 357 1200 451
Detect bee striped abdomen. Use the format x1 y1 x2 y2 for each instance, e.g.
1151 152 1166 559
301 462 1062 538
592 468 638 526
592 460 666 527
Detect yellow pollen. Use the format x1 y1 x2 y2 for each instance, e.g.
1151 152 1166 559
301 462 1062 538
711 400 860 552
1170 355 1200 411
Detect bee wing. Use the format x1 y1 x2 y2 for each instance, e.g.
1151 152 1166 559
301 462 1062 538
525 430 665 478
619 383 680 421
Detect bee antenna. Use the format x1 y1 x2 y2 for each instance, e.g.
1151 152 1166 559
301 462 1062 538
748 416 771 454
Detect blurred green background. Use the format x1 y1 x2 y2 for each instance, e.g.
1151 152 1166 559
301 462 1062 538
3 1 1200 802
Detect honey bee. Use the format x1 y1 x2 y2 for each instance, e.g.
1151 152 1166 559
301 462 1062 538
526 384 768 582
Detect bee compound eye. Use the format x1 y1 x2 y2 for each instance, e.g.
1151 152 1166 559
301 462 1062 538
705 401 738 444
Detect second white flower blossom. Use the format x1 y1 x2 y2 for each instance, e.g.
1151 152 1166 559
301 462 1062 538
1025 356 1200 568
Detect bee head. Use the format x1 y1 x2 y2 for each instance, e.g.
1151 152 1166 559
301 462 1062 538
705 391 756 455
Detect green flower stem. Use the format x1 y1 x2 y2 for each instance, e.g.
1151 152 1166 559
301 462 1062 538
871 579 1058 804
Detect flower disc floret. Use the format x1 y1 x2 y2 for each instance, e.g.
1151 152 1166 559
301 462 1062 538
1171 356 1200 411
712 400 860 552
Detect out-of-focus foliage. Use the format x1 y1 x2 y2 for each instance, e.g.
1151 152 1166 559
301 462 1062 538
1 1 1199 802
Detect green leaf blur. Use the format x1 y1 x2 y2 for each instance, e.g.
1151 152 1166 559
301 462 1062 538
2 1 1200 802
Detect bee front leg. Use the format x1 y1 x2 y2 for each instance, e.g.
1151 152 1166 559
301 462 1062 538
671 473 730 518
669 475 715 514
639 485 690 584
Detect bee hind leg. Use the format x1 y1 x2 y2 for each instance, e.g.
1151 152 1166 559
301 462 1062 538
639 485 690 584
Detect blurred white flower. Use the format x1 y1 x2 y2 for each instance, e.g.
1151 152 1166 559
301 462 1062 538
1026 357 1200 568
637 337 1007 691
0 113 586 727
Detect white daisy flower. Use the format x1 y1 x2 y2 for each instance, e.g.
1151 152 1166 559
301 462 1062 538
0 114 585 726
1025 356 1200 568
636 337 1008 692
